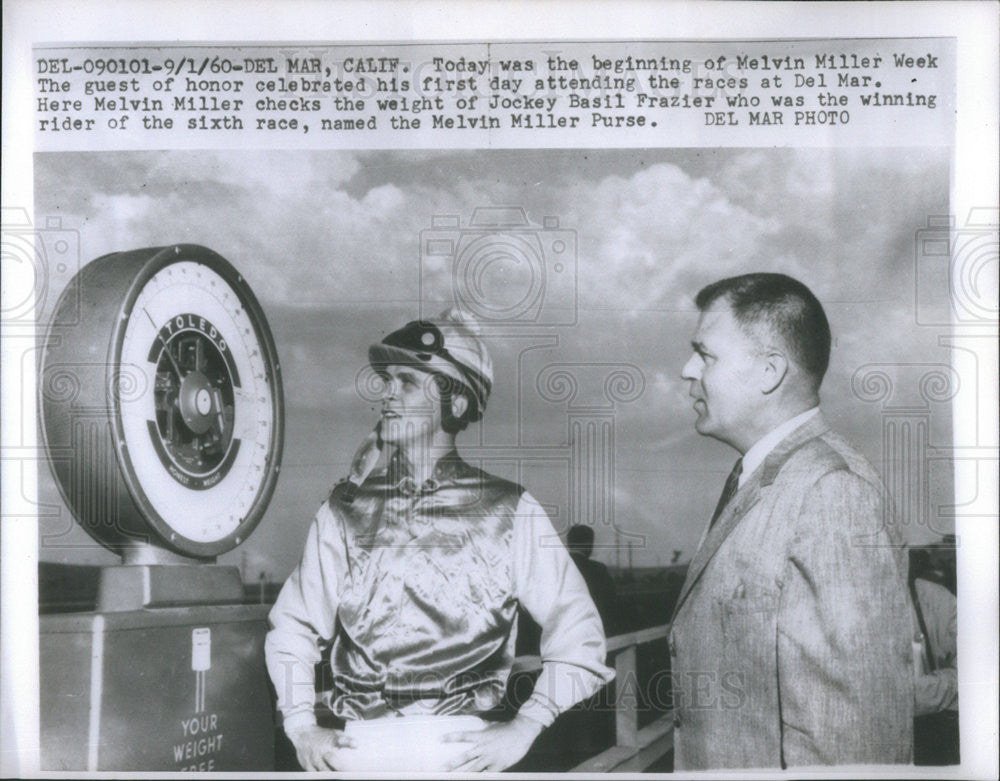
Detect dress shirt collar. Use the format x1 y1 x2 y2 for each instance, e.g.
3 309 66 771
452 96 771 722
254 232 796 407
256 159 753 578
738 406 820 488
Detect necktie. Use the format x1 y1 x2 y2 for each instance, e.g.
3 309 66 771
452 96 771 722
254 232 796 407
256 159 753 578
709 458 743 530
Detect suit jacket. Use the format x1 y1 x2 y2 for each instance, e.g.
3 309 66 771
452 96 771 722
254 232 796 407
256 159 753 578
669 413 913 769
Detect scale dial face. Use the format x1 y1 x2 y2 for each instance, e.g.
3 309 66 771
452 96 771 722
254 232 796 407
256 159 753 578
114 255 281 555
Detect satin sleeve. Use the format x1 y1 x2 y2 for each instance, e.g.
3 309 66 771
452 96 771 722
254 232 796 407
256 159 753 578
265 501 347 732
511 494 616 726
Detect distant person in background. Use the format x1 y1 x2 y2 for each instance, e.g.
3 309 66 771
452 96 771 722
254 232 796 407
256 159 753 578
910 549 959 765
567 525 618 636
925 537 958 595
670 273 913 769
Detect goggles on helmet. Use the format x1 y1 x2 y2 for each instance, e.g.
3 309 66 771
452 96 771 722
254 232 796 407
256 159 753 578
377 320 489 408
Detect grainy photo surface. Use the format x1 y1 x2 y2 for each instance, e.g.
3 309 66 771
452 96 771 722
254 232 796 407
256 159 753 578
2 3 997 778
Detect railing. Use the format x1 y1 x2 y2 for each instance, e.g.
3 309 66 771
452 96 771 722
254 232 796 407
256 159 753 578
512 623 674 773
310 623 674 772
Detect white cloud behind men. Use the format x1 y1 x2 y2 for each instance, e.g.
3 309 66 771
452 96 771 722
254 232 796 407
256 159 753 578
34 147 955 579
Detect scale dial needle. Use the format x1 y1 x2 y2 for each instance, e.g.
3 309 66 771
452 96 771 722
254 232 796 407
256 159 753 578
143 307 185 379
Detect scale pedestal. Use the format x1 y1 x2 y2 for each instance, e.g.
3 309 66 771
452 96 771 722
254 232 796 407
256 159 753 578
40 559 275 772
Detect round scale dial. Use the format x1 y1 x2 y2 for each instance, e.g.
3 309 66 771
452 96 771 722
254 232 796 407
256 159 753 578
118 260 276 547
41 245 284 559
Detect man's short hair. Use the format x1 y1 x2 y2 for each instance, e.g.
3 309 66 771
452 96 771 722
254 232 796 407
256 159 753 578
695 272 832 388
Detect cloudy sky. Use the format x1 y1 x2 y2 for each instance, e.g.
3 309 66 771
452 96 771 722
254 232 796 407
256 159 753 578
34 147 956 577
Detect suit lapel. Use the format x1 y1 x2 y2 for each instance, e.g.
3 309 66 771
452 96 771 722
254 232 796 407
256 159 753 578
672 476 763 620
671 413 831 620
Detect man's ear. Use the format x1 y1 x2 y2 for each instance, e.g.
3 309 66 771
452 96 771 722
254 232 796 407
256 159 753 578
760 350 789 394
450 393 469 419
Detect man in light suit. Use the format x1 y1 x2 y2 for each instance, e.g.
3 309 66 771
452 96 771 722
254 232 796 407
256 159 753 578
670 273 913 769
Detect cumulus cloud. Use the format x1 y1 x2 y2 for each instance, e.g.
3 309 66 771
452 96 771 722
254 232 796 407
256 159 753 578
524 163 778 313
37 147 946 319
34 147 952 572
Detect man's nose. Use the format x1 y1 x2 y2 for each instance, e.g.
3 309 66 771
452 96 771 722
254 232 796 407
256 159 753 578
680 353 700 381
382 378 399 400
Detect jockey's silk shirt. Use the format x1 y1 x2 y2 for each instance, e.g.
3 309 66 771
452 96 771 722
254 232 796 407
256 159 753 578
266 450 613 731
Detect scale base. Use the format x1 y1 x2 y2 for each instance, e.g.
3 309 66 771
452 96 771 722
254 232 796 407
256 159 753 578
97 564 245 612
40 603 274 771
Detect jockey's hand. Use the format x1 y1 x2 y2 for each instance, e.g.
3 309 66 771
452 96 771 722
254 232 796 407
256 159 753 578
442 714 545 771
285 724 357 771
